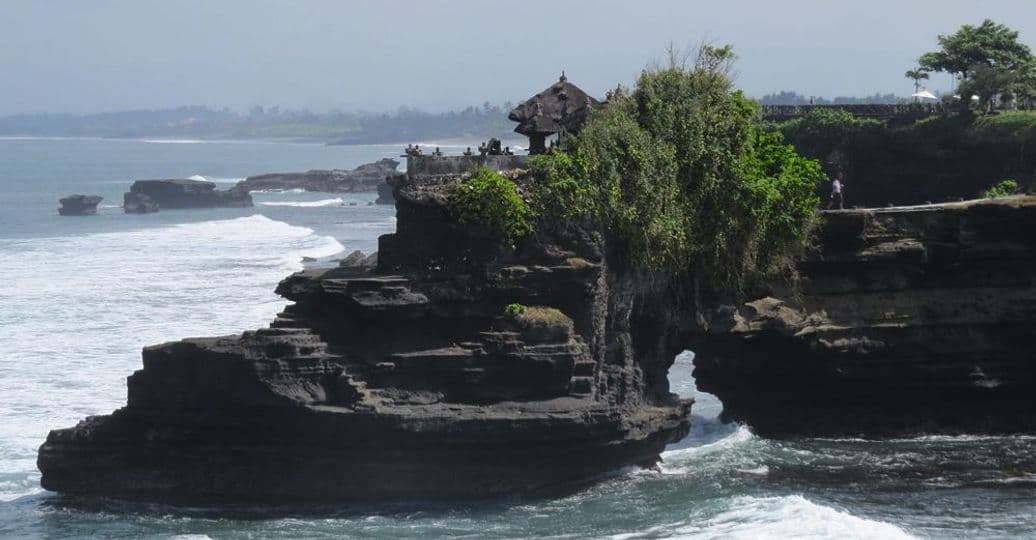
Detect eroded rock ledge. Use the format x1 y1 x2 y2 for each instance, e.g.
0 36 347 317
693 197 1036 437
38 172 691 503
123 179 252 212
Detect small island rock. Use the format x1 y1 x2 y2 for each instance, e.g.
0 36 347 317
57 195 103 216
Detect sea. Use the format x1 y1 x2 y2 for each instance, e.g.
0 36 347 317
0 137 1033 539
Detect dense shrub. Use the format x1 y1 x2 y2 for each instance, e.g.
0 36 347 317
777 110 1036 205
971 112 1036 169
448 168 534 248
983 179 1019 198
778 109 884 171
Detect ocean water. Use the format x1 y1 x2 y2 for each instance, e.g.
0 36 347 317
0 138 1034 539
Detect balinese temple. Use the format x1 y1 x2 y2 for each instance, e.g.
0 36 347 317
508 72 600 155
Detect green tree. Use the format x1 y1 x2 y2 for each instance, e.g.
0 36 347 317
918 20 1035 112
905 68 930 97
531 45 823 298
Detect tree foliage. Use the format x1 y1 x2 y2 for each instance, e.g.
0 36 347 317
905 68 930 94
530 45 823 296
918 20 1036 111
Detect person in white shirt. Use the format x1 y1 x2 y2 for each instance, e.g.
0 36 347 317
828 172 845 210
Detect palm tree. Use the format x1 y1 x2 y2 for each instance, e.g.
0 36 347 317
905 68 930 101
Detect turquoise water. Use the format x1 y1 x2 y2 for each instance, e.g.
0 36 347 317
0 138 1034 539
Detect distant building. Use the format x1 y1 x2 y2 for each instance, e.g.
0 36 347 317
508 72 600 155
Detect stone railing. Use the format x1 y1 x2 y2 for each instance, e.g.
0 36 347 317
406 155 530 178
760 104 945 121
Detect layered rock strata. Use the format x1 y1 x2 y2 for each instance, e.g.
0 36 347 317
693 197 1036 436
238 159 399 204
38 171 691 503
123 179 252 212
57 195 102 216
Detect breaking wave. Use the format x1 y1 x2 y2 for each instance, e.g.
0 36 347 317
607 495 914 539
0 215 343 502
261 198 344 208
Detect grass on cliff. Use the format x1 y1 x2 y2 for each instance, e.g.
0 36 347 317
503 305 574 341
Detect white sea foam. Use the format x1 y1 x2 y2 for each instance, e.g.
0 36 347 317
185 174 243 184
262 197 345 208
609 496 914 539
657 425 757 476
663 425 755 460
142 139 207 144
736 465 770 476
0 215 343 501
250 188 307 194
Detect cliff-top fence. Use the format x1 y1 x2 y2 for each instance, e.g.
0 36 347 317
407 154 530 178
761 103 946 121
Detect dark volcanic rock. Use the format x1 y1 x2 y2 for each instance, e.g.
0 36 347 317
123 192 159 214
58 195 102 216
374 174 398 205
37 171 691 503
693 196 1036 437
125 179 252 211
238 159 399 204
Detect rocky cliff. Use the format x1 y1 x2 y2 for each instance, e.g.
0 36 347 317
693 197 1036 436
237 159 399 204
38 171 691 503
124 179 252 211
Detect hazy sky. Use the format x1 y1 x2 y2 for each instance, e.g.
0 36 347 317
1 0 1034 115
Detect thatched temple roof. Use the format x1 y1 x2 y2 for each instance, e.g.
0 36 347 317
508 73 600 137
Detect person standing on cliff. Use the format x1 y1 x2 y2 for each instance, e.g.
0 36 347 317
828 172 845 210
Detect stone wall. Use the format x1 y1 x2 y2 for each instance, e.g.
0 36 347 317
407 155 530 178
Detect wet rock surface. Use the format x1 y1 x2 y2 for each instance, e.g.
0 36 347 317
57 195 102 216
38 171 691 503
693 197 1036 437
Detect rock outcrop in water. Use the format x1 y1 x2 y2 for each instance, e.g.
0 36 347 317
237 159 399 204
38 169 692 503
693 197 1036 437
123 192 159 214
57 195 102 216
123 179 252 212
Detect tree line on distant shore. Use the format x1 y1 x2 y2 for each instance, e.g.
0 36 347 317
0 103 516 143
